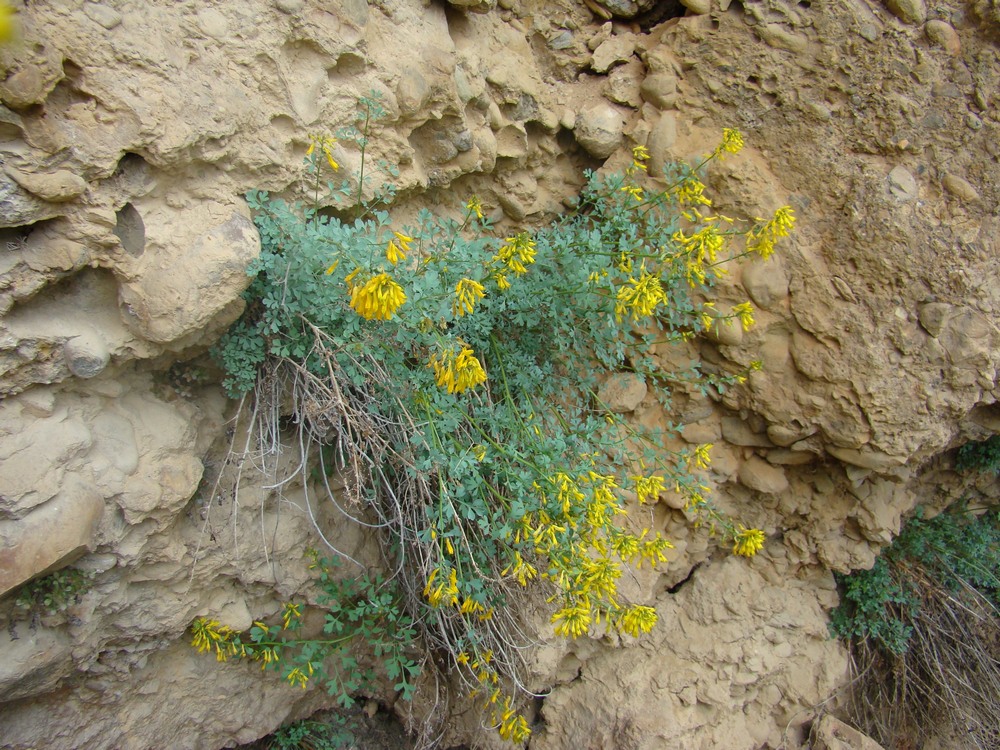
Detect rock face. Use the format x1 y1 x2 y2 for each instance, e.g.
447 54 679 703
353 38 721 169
1 1 999 749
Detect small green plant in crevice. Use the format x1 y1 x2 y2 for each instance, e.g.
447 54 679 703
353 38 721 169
267 717 354 750
956 434 1000 474
201 93 794 745
13 567 93 619
191 554 420 709
831 503 1000 749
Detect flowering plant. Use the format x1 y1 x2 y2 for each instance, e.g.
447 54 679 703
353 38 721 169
208 97 793 744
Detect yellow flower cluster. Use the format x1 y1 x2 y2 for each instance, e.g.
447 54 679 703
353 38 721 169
615 268 668 322
423 567 459 607
713 127 744 159
746 206 795 260
493 232 536 276
674 176 712 207
732 301 755 331
191 618 241 662
618 604 658 637
672 223 725 287
453 278 485 317
689 443 713 470
349 272 407 321
459 650 531 743
633 474 666 504
306 133 339 171
429 346 487 394
466 196 484 220
733 526 766 557
386 231 412 266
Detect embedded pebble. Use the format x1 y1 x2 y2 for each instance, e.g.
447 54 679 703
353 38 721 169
758 24 809 54
640 72 678 109
574 103 625 158
925 19 960 55
680 0 711 14
942 174 980 202
82 3 123 29
887 0 926 25
887 166 918 202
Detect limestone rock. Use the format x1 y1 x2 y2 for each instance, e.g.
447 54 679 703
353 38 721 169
0 478 104 598
722 416 775 447
598 372 647 412
758 24 809 54
887 165 918 201
886 0 926 25
591 35 635 74
81 2 123 30
680 0 712 14
446 0 497 11
640 72 678 109
646 111 677 177
574 103 625 159
117 202 259 345
738 456 789 494
5 168 88 203
742 256 789 310
942 173 980 202
589 0 657 19
925 19 961 54
810 714 885 750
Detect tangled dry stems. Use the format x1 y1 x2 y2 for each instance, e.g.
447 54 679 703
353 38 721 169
846 573 1000 750
231 327 543 747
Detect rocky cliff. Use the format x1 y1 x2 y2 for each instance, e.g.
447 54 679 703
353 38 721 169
1 0 998 748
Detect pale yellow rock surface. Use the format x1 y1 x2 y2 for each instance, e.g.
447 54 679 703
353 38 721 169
1 0 999 748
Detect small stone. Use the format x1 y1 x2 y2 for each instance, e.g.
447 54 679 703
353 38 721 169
758 24 808 54
738 456 789 494
64 331 110 379
646 111 677 177
742 257 789 310
857 23 879 42
925 19 960 55
592 36 635 73
917 301 949 336
446 0 497 11
549 30 574 50
397 69 429 117
827 445 905 472
966 113 983 130
639 72 678 109
82 3 123 29
574 103 625 159
274 0 304 12
886 0 926 25
887 165 918 201
605 61 643 107
765 449 815 466
196 9 229 39
810 715 884 750
766 424 814 447
597 372 647 413
721 417 774 448
680 0 711 14
5 168 87 203
588 22 613 52
942 173 980 202
706 317 743 346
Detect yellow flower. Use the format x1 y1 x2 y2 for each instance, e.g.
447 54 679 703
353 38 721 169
423 568 459 607
674 176 712 207
732 301 755 331
386 240 405 266
494 232 536 276
746 206 795 260
393 231 414 253
429 346 487 394
690 443 713 470
615 269 668 322
494 273 511 291
281 602 301 630
551 602 592 638
306 134 339 171
453 278 486 317
733 526 766 557
325 259 340 275
712 128 744 159
0 2 16 44
619 605 657 637
349 272 407 321
621 184 644 201
632 474 666 504
286 667 309 689
466 196 484 220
